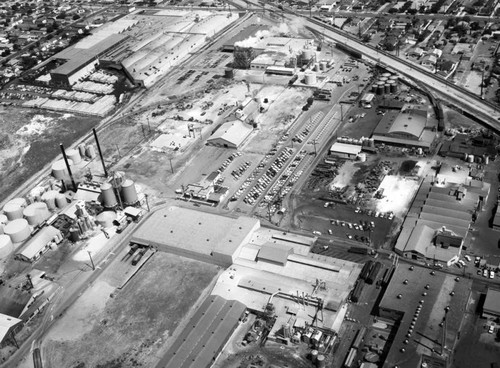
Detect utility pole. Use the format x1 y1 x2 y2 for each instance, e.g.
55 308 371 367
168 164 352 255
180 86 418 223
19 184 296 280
169 158 174 174
87 251 95 271
144 193 150 212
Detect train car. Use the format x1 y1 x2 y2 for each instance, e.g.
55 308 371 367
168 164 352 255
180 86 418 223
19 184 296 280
366 261 382 285
350 280 364 303
351 327 366 350
360 260 373 281
344 348 357 368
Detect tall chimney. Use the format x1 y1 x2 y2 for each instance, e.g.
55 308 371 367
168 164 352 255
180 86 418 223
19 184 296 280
60 143 77 192
93 128 108 177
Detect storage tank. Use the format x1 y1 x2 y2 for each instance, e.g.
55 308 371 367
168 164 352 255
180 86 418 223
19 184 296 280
29 186 46 202
484 155 489 165
467 154 474 163
378 77 388 83
389 81 397 93
96 211 117 229
382 72 391 78
224 68 234 79
121 179 138 205
304 73 317 85
320 61 327 71
302 49 314 62
384 84 390 93
389 75 399 82
0 215 7 226
23 202 51 226
316 354 326 368
3 202 24 221
78 143 86 157
0 234 13 258
55 193 68 209
311 349 318 363
358 152 367 162
69 227 81 242
314 63 320 72
85 145 96 159
100 182 118 208
51 159 73 180
4 219 30 243
9 197 27 207
66 148 82 165
41 190 59 210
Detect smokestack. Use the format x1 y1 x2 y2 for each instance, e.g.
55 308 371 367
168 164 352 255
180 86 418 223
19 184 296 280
60 143 77 192
93 128 108 177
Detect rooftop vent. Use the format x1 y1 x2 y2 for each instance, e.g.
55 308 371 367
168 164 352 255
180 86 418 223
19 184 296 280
397 294 402 299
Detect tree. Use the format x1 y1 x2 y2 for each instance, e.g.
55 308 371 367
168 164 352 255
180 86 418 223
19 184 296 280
72 14 81 21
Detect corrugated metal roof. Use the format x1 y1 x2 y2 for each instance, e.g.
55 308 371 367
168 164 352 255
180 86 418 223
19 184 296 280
16 226 61 261
329 142 362 155
484 289 500 315
257 243 292 265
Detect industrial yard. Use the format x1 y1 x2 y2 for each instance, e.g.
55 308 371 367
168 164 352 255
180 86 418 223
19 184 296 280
1 1 500 368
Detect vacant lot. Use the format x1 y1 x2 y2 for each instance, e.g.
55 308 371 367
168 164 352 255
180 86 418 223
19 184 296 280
42 252 220 368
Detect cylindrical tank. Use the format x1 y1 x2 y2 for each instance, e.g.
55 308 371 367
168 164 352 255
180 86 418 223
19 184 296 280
41 190 59 210
51 159 73 180
311 349 318 363
390 82 397 93
3 202 24 221
23 202 50 227
85 145 96 159
316 354 326 368
78 143 86 157
4 219 30 243
484 155 489 165
69 227 81 242
371 84 377 93
369 138 375 147
0 215 7 226
109 171 125 188
417 147 423 155
9 197 27 207
100 182 118 208
389 75 399 82
384 84 390 93
320 61 327 71
0 224 3 235
0 234 13 258
66 148 82 165
55 193 68 209
314 63 320 72
121 179 138 205
382 72 391 78
29 186 46 202
224 68 234 79
96 211 117 229
302 49 314 62
378 77 388 83
358 152 367 162
377 85 384 95
467 154 474 163
304 73 317 85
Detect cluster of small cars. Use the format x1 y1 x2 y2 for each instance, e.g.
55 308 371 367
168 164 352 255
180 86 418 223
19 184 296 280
356 208 394 220
474 256 496 279
292 114 319 143
328 218 374 243
231 161 251 180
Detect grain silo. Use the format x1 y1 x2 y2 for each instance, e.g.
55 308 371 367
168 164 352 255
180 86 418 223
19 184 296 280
23 202 50 227
3 198 26 221
121 179 138 205
100 182 118 208
4 219 30 243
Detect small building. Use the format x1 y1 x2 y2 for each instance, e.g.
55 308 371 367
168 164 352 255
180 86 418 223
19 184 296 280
207 120 253 149
0 314 22 347
361 93 374 108
14 226 62 263
329 142 362 159
482 288 500 319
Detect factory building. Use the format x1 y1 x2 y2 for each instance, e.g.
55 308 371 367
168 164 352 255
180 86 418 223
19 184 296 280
207 120 253 149
0 313 22 347
395 176 489 262
329 142 363 160
50 33 129 87
156 295 246 368
14 226 63 263
130 206 260 267
371 104 437 151
482 288 500 319
378 264 472 368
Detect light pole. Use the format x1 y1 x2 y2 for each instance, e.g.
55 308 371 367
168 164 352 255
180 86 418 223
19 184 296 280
87 251 95 271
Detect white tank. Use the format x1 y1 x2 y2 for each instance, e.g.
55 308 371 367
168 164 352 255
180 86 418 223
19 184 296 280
0 214 9 225
3 202 24 221
23 202 50 226
4 218 30 243
55 193 68 209
66 148 82 165
304 73 317 85
41 190 59 210
51 159 73 180
358 153 367 162
484 155 489 165
121 179 138 205
0 234 13 258
320 61 327 71
100 182 118 208
302 49 314 62
85 145 96 159
314 63 320 72
96 211 117 229
78 143 86 157
467 154 474 163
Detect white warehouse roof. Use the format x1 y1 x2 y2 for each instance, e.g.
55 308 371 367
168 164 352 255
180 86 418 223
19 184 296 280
329 142 362 155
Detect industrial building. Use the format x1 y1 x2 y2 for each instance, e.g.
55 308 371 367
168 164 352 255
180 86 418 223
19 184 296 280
207 120 253 149
482 288 500 319
395 176 489 262
155 295 246 368
329 142 363 159
378 264 472 368
130 206 260 266
14 225 62 263
0 313 22 347
371 104 437 151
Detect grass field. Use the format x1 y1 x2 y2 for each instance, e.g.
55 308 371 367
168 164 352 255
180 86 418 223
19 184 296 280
43 252 220 368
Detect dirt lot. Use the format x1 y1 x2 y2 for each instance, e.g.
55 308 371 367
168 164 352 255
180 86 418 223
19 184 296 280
41 252 220 368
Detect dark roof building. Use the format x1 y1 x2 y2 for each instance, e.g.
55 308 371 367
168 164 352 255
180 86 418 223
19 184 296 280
483 288 500 319
378 264 472 368
156 295 246 368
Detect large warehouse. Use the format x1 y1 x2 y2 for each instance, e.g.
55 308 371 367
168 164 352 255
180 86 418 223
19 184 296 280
371 104 437 151
207 120 253 149
378 264 472 368
130 206 260 266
